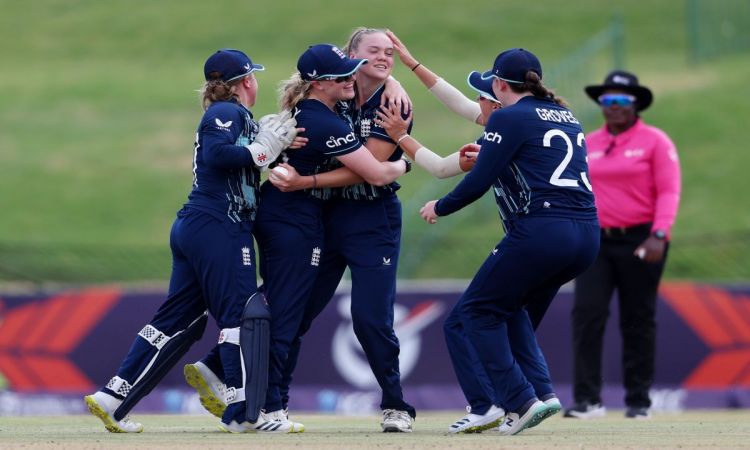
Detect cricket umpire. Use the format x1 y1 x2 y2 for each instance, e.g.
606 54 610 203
565 70 681 420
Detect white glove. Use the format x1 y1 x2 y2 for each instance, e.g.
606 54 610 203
258 112 280 128
246 110 297 167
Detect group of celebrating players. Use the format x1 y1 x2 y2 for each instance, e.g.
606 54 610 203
84 27 600 437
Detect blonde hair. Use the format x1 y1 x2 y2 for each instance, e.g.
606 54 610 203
342 27 387 55
199 77 244 111
279 72 313 111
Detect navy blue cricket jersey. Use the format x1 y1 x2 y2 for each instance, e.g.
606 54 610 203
334 84 412 200
285 99 361 199
436 95 597 220
472 132 538 233
186 99 261 223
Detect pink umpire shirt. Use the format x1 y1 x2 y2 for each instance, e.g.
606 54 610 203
585 118 681 239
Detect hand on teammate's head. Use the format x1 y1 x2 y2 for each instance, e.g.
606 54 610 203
385 30 415 67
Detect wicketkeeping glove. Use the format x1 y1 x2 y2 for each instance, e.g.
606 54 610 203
246 110 298 168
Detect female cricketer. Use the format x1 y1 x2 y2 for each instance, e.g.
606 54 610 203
250 43 409 434
84 49 298 433
378 31 566 434
270 28 418 433
419 48 600 435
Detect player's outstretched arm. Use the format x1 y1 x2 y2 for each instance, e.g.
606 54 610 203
386 30 481 124
272 133 404 192
269 141 406 192
269 163 362 192
386 30 438 88
336 145 407 186
375 105 475 178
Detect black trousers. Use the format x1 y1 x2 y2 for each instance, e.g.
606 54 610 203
571 223 668 408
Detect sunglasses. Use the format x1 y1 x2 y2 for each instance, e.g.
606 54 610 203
319 74 354 83
598 94 636 107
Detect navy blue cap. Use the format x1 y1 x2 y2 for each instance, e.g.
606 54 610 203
204 49 265 82
480 48 542 84
467 71 500 102
297 44 367 81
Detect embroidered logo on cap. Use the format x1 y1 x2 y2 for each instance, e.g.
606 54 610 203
612 75 631 85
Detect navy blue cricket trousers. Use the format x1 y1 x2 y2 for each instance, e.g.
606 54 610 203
444 249 581 414
280 194 415 417
109 206 257 424
444 305 556 414
451 216 599 413
254 184 325 414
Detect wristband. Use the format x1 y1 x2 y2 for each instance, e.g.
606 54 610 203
396 134 410 145
403 159 412 173
312 174 317 189
411 62 421 71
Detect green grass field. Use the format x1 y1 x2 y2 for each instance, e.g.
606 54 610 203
2 411 750 449
1 0 749 281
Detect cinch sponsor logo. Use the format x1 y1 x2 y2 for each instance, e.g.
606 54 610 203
483 131 503 144
326 132 357 149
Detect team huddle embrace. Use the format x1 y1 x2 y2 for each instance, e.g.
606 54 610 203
84 26 677 437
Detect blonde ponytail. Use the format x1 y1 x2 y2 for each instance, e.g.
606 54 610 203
279 72 313 110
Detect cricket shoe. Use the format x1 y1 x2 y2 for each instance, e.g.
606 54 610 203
497 400 552 436
184 362 227 418
563 402 606 419
625 406 651 419
526 394 562 429
381 409 413 432
542 394 562 413
448 405 505 434
84 391 143 433
219 409 305 434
